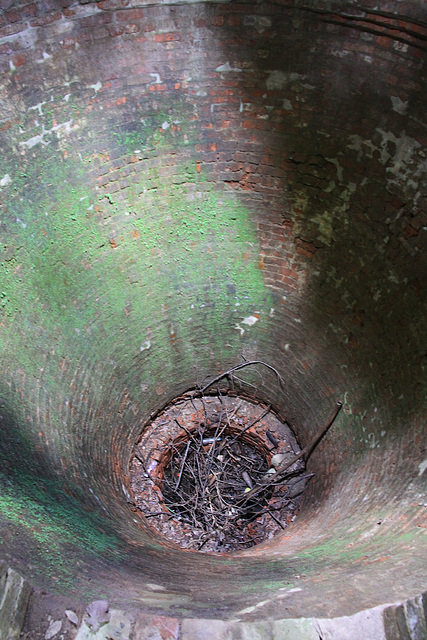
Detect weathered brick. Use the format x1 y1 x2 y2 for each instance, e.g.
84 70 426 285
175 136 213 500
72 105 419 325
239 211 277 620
20 3 39 18
30 11 62 26
5 8 22 23
181 619 229 640
210 16 225 27
108 24 124 37
81 13 112 28
124 24 139 34
116 8 144 22
92 27 109 39
0 22 25 37
405 596 427 640
11 52 26 67
154 32 181 43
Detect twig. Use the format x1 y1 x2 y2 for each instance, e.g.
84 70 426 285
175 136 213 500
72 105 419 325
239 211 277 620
266 430 278 448
175 438 191 490
266 509 285 530
199 360 284 394
134 453 160 487
227 405 271 446
174 419 199 447
236 401 343 504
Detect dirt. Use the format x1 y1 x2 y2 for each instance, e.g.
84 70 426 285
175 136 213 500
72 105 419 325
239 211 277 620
20 591 83 640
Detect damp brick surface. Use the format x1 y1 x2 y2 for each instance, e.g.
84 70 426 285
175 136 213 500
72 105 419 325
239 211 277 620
0 0 425 628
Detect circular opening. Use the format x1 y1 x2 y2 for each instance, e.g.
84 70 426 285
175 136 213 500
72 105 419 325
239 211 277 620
129 392 308 553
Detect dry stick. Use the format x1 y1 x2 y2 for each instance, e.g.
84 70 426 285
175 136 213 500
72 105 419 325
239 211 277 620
175 438 191 490
199 360 284 395
231 375 257 391
266 430 279 448
266 508 285 530
198 414 223 495
227 399 242 420
189 396 205 443
174 418 198 444
227 405 271 446
134 453 161 487
236 401 343 505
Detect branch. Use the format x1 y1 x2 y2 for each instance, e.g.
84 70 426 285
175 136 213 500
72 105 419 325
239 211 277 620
237 401 343 505
198 360 284 394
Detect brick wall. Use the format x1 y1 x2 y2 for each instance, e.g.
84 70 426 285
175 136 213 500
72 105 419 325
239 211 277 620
0 0 425 622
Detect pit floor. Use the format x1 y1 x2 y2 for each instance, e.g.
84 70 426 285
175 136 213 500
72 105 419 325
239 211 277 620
129 393 308 553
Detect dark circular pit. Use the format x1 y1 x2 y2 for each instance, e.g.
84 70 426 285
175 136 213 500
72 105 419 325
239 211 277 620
129 392 307 553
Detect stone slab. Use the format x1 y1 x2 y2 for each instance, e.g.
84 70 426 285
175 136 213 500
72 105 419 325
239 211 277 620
74 609 134 640
181 618 230 640
0 562 7 603
404 595 427 640
316 605 386 640
228 621 273 640
133 612 180 640
0 567 32 640
272 617 319 640
383 604 411 640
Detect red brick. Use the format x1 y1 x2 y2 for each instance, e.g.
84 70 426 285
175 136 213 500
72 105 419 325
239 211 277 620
21 3 39 18
0 22 24 37
376 35 391 48
226 15 242 27
210 16 224 27
92 27 109 39
63 7 77 17
97 0 116 9
116 8 144 21
108 24 124 37
408 46 424 59
5 8 21 23
154 32 181 43
12 53 26 67
125 24 139 34
30 12 62 27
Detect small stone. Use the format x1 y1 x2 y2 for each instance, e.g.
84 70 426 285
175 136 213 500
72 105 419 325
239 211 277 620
45 619 62 640
271 453 287 467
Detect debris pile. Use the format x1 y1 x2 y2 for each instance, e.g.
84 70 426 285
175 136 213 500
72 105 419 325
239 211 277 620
129 392 308 553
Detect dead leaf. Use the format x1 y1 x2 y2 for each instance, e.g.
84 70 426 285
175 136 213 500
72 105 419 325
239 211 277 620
65 609 79 626
45 619 62 640
85 600 110 632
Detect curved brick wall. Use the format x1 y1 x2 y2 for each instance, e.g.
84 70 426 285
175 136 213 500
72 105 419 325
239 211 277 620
0 0 426 622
